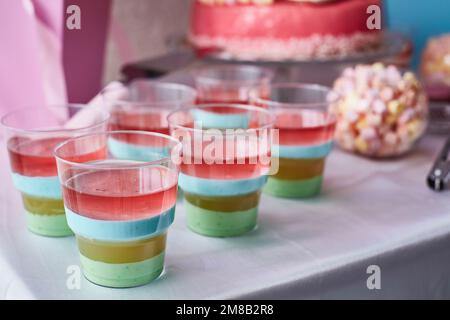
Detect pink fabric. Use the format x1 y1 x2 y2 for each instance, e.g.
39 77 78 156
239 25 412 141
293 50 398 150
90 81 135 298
0 0 111 120
62 0 112 103
0 0 47 115
32 0 64 38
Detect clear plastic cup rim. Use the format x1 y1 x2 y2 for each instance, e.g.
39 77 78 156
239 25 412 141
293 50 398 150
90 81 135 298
251 82 340 109
102 80 197 108
54 130 182 170
193 65 274 86
167 103 276 134
0 104 110 134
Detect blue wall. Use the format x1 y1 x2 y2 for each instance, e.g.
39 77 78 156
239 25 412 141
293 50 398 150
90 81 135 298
385 0 450 68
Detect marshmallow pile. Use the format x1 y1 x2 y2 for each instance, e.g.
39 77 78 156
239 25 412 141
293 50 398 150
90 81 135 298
331 63 428 158
421 34 450 100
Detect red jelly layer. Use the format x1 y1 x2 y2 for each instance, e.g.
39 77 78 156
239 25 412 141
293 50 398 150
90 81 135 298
8 137 107 177
180 158 270 180
62 165 178 220
110 111 170 136
177 133 271 179
275 110 335 145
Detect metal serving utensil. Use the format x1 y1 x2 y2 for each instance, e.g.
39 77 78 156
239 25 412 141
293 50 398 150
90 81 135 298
427 136 450 191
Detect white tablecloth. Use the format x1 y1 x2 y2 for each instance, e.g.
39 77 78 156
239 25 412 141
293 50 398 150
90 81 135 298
2 133 450 299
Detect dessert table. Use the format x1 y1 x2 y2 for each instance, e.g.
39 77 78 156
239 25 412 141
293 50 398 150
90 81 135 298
2 66 450 299
1 131 450 299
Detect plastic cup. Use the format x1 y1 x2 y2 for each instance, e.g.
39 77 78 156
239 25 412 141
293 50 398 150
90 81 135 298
104 80 197 134
194 65 273 104
54 131 181 288
1 105 109 237
253 83 337 198
168 104 274 237
103 80 196 165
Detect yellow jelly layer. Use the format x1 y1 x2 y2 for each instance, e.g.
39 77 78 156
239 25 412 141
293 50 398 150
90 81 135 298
274 157 325 180
22 193 64 216
77 233 166 264
184 191 260 212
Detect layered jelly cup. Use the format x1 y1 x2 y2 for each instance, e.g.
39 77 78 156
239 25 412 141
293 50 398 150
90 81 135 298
104 80 197 135
1 105 109 236
54 131 182 287
168 104 275 237
194 65 273 104
103 80 196 168
253 83 337 198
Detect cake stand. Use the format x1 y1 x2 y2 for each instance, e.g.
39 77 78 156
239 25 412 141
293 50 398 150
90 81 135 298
201 32 411 86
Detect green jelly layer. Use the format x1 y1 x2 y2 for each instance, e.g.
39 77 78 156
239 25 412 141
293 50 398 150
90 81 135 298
77 233 166 264
80 251 165 288
263 176 323 199
184 191 260 212
184 201 257 237
25 210 73 237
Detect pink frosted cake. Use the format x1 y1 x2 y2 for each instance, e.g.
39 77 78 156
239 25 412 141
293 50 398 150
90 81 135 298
190 0 383 61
